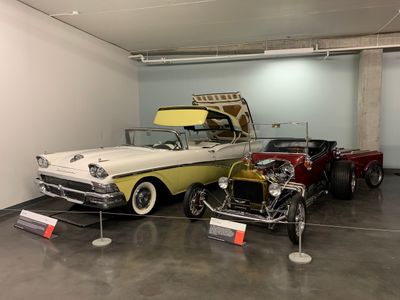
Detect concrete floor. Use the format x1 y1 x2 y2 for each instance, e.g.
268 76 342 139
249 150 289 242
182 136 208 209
0 174 399 300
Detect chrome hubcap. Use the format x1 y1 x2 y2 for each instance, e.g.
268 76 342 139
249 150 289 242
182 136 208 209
369 165 383 185
136 188 151 209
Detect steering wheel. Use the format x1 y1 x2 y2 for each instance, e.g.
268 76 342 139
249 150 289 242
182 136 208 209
165 140 182 150
153 144 172 150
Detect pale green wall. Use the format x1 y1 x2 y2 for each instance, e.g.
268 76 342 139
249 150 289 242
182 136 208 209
139 55 359 149
381 52 400 168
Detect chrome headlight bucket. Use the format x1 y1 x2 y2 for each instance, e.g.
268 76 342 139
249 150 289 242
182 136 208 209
36 156 49 168
88 164 109 179
268 182 282 197
218 177 229 190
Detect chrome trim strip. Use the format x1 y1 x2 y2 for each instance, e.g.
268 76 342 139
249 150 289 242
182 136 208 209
112 158 236 179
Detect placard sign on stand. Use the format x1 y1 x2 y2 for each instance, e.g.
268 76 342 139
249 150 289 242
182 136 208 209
208 217 246 246
15 210 58 239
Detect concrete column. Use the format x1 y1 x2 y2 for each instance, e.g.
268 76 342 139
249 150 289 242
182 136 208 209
357 49 383 150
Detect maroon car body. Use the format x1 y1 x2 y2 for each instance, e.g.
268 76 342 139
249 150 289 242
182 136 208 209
251 144 383 188
339 149 383 178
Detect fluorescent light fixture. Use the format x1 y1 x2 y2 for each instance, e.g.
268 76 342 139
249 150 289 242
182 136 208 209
49 11 80 17
264 47 315 56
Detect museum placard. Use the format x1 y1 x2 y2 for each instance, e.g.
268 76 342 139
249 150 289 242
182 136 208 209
208 217 246 246
15 210 57 239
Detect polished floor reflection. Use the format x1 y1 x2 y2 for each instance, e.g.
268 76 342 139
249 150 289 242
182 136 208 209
0 173 399 300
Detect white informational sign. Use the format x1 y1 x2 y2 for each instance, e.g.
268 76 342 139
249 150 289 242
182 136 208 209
208 217 247 246
15 210 58 239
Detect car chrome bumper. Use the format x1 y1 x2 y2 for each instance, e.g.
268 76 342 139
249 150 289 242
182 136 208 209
203 200 287 224
36 179 126 209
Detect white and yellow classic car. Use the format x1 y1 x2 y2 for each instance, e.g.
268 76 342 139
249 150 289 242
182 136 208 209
36 93 262 215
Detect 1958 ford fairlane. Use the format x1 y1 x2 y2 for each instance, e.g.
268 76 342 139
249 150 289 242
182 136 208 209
35 92 262 215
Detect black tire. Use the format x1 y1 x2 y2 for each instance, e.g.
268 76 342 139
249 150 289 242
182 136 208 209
287 193 306 245
127 181 157 215
183 183 207 220
330 161 356 200
365 162 384 188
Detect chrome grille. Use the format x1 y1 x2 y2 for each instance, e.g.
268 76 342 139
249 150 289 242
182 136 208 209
41 175 93 192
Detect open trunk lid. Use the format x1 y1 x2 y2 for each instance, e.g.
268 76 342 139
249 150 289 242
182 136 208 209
192 92 256 139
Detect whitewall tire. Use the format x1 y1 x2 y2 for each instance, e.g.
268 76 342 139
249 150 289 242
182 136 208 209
130 181 157 215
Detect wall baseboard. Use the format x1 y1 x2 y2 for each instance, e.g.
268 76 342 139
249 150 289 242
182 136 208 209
383 168 400 174
0 196 48 217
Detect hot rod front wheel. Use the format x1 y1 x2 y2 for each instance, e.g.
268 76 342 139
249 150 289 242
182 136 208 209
183 183 207 220
287 193 306 245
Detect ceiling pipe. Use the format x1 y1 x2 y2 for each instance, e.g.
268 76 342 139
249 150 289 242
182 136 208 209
314 43 400 53
129 49 323 65
129 53 279 64
130 44 400 65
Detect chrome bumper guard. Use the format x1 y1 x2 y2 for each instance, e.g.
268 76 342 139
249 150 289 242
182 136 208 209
203 200 287 224
36 179 126 209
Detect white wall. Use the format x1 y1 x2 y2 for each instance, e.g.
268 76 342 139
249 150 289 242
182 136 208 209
0 0 139 208
381 52 400 168
139 55 359 147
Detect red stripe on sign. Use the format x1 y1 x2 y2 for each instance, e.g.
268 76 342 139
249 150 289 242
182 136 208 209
43 225 55 239
234 230 245 245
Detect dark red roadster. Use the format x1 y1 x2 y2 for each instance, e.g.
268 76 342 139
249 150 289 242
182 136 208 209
183 122 384 244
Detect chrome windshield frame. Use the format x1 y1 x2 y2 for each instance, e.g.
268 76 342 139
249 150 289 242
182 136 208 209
124 127 188 150
249 122 310 154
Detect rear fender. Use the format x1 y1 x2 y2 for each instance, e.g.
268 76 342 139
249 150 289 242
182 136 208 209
339 150 383 178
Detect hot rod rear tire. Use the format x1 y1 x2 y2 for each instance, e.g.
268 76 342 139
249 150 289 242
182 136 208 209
287 193 306 245
365 162 384 188
183 183 207 220
330 161 356 200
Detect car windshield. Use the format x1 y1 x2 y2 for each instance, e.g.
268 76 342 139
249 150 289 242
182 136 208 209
253 122 310 153
254 122 308 140
125 128 185 150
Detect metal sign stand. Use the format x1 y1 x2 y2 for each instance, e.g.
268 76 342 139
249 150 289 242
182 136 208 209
92 211 112 247
289 221 312 264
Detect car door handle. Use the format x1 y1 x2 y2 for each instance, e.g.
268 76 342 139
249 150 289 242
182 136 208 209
208 149 215 153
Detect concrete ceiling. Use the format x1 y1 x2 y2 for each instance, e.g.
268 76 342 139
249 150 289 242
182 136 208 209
20 0 400 52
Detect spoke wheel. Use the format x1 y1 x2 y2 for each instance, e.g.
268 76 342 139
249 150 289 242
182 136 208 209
287 193 306 245
183 183 207 219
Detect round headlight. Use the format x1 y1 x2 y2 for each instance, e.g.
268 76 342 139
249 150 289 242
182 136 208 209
89 165 98 177
268 183 281 197
89 164 109 179
36 156 49 168
218 177 229 189
96 167 108 179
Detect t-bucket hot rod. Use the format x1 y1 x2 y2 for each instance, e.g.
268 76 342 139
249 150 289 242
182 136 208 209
183 122 384 244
